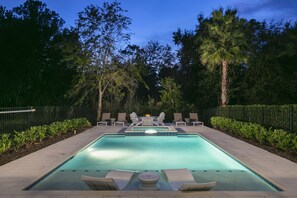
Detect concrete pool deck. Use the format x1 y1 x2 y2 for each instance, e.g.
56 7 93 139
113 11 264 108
0 125 297 197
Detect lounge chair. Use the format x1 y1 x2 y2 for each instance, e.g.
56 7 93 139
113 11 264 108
82 170 135 190
173 113 186 126
162 168 216 191
131 112 137 118
97 113 111 127
130 112 141 126
189 113 204 126
114 113 127 126
153 112 165 126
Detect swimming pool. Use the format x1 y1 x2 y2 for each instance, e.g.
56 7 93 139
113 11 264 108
28 134 280 191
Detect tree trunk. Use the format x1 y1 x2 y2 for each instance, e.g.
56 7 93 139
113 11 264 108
97 89 103 121
221 61 228 107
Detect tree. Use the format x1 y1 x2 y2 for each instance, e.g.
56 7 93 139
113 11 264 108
198 8 247 106
243 21 297 104
159 77 182 114
120 42 176 103
0 0 71 106
67 1 134 120
173 27 220 108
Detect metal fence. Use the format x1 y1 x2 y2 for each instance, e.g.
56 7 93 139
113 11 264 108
0 106 96 134
202 105 297 134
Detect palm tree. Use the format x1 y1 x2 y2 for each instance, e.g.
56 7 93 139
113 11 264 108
199 8 247 106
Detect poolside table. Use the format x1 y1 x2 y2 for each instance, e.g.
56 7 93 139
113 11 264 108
109 118 116 126
184 118 191 125
138 172 160 190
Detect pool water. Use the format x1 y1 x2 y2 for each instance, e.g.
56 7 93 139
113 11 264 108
28 134 280 191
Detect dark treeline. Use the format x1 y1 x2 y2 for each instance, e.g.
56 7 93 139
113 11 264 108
175 13 297 108
0 1 297 118
0 1 76 106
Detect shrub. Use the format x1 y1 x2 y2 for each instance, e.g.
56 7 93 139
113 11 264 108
70 118 91 129
211 116 297 154
8 117 91 151
268 129 293 152
25 127 39 145
0 133 11 154
48 122 64 137
217 105 297 133
12 131 27 150
255 126 269 144
46 118 91 137
291 136 297 153
34 126 47 142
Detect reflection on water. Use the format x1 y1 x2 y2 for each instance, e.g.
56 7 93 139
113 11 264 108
61 135 246 170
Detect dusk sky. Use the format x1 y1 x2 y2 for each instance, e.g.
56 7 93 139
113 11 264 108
2 0 297 47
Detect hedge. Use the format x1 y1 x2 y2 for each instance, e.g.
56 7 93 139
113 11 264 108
211 116 297 154
0 117 91 154
217 105 297 134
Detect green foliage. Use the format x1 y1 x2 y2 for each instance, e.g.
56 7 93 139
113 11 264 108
175 12 297 108
25 127 39 145
159 77 183 114
34 126 47 142
47 122 61 137
119 42 177 110
254 127 269 145
69 117 91 129
0 0 75 106
199 8 247 68
24 125 50 145
46 118 91 137
198 8 248 106
267 130 293 151
243 21 297 104
291 137 297 153
0 134 11 154
211 116 296 153
1 0 296 114
218 105 297 133
12 131 27 150
7 118 91 151
65 1 134 121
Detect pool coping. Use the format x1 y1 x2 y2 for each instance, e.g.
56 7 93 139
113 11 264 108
1 125 297 197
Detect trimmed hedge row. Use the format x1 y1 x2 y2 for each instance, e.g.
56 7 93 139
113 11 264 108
0 118 91 154
218 105 297 133
211 116 297 154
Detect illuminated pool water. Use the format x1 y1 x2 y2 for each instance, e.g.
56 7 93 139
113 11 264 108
28 134 280 191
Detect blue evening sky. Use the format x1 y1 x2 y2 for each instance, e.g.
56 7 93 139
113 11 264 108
2 0 297 47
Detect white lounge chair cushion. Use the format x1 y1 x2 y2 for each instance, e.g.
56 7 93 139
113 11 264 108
163 168 194 181
82 170 134 190
179 181 216 191
162 168 216 191
169 180 194 191
82 176 119 190
105 171 134 190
